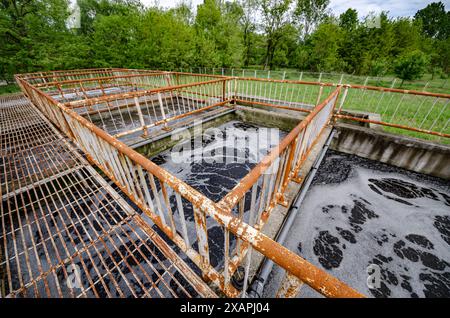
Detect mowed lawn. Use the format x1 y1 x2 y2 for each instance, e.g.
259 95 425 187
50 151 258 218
222 68 450 95
234 78 449 144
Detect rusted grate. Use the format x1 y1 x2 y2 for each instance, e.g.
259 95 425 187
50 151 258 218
14 69 366 298
0 94 216 298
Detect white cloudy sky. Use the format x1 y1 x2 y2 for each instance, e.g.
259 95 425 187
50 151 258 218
142 0 450 18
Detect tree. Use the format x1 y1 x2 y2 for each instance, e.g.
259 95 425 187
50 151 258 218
294 0 329 39
135 8 196 69
0 0 72 78
0 0 448 82
394 50 429 87
414 1 449 40
307 22 344 71
77 0 142 34
339 8 358 31
195 0 243 67
238 0 258 66
259 0 293 70
391 18 422 57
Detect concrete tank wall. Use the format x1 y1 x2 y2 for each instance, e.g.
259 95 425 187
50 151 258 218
331 123 450 180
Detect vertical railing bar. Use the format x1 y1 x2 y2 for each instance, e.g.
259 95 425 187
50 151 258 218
175 192 190 247
223 228 230 294
148 174 167 225
160 181 177 235
193 207 210 272
136 165 156 213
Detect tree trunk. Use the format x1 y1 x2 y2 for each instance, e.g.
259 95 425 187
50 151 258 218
264 38 273 70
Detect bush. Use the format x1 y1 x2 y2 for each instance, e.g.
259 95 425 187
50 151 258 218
369 58 390 77
394 50 429 86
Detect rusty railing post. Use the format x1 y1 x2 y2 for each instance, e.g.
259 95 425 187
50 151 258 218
133 96 148 137
276 272 304 298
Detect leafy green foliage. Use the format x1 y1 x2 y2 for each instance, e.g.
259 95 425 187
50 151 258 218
0 0 448 81
414 1 449 40
394 50 429 86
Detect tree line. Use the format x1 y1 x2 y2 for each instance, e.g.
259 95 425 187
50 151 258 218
1 0 449 84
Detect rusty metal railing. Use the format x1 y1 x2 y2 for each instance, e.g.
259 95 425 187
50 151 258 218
0 93 218 298
63 78 231 138
16 68 162 81
217 87 340 296
234 77 336 114
32 73 170 101
334 84 450 140
15 69 364 298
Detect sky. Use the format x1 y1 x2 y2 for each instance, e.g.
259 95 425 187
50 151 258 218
142 0 450 18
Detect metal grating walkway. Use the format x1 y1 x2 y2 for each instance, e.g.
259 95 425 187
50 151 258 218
0 94 216 298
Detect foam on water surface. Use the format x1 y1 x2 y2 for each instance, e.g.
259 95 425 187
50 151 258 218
264 150 450 298
147 120 287 270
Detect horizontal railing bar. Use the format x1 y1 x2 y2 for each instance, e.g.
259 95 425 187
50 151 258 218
20 69 127 81
237 76 335 87
171 71 230 79
342 83 450 99
335 114 450 138
65 78 229 108
16 67 114 79
235 99 312 113
113 100 231 138
33 72 169 88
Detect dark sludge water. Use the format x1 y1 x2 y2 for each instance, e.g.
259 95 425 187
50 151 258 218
264 149 450 298
1 167 199 298
148 120 287 271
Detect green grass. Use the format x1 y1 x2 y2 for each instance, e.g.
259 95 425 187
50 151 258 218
206 67 449 95
338 87 449 144
235 78 449 144
4 69 448 144
0 83 20 96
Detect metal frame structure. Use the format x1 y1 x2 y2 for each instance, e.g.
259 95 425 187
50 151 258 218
233 76 450 140
0 94 217 298
9 67 448 298
12 68 368 298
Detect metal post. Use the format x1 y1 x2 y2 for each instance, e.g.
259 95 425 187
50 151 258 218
193 207 210 273
276 272 303 298
316 85 324 105
337 86 349 114
391 78 397 88
134 96 147 136
157 92 168 128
